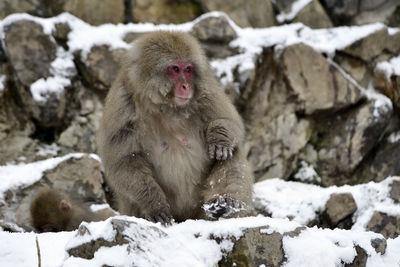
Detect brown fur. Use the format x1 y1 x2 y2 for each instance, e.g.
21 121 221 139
97 31 253 223
30 189 115 232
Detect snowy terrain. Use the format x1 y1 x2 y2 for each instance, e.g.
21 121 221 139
0 11 400 267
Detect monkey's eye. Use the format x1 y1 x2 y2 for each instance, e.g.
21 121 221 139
172 66 179 73
185 66 192 73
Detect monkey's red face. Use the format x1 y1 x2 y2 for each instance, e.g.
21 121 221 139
167 61 194 106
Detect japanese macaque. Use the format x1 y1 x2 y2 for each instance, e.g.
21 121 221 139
97 31 253 224
30 189 116 232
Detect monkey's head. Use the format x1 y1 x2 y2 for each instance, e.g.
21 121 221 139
126 31 209 111
30 189 72 232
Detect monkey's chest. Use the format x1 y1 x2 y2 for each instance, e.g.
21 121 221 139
146 131 211 214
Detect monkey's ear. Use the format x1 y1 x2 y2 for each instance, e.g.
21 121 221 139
59 199 71 212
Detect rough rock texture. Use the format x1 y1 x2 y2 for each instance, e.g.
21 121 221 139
320 0 400 26
201 0 276 28
0 154 107 230
220 227 304 267
75 45 126 92
366 211 400 238
323 193 357 229
133 0 202 24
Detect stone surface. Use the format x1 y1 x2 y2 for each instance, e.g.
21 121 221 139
201 0 275 28
133 0 202 25
323 193 357 228
390 180 400 203
366 211 400 238
320 0 400 26
192 16 237 43
293 0 333 29
75 45 126 92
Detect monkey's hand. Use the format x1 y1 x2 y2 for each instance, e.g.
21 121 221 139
144 205 174 226
206 122 236 161
203 195 244 220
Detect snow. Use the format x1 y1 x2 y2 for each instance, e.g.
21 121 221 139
0 75 5 91
36 143 60 157
387 131 400 143
253 177 400 229
276 0 312 23
376 55 400 81
0 153 84 199
293 161 321 183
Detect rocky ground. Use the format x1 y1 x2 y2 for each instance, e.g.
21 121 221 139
0 0 400 266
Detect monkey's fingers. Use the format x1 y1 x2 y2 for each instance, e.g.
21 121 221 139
216 145 224 160
208 144 216 159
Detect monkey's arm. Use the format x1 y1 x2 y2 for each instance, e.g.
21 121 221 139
201 85 245 160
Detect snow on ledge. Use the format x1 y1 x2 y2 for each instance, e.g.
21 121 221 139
376 55 400 81
276 0 312 23
253 177 400 229
0 153 85 199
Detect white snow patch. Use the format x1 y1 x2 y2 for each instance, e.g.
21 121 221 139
0 75 5 92
36 143 60 157
30 76 71 102
253 177 400 228
376 55 400 81
276 0 312 23
294 161 321 183
387 131 400 143
90 203 112 212
0 153 84 199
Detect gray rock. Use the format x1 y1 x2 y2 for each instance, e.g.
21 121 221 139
390 180 400 203
374 62 400 113
293 0 333 29
323 193 357 228
4 20 56 87
321 0 400 26
371 238 387 255
192 16 237 43
366 211 400 238
201 0 276 28
75 45 126 91
312 98 392 186
345 245 367 267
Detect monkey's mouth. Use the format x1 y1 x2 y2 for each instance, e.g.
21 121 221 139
174 96 191 106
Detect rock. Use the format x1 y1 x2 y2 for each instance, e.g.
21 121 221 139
341 27 400 62
276 0 333 29
389 180 400 203
4 20 56 87
52 22 72 49
62 0 125 25
281 44 363 115
366 211 400 238
353 134 400 184
243 48 311 180
345 245 367 267
201 0 275 28
371 238 387 254
67 218 166 259
293 0 333 29
75 45 126 92
58 88 103 153
387 5 400 27
320 0 400 26
192 16 237 43
0 154 107 230
133 0 202 25
0 0 41 19
311 98 392 186
323 193 357 229
219 227 304 267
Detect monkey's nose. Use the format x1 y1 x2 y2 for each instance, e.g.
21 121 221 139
182 84 187 90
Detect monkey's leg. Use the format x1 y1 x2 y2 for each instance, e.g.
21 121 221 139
201 149 254 219
105 154 173 224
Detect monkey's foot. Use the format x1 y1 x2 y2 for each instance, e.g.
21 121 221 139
207 144 233 161
144 206 174 225
202 195 244 219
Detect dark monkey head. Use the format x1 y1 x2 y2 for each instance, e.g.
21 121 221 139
123 31 210 111
30 189 72 232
